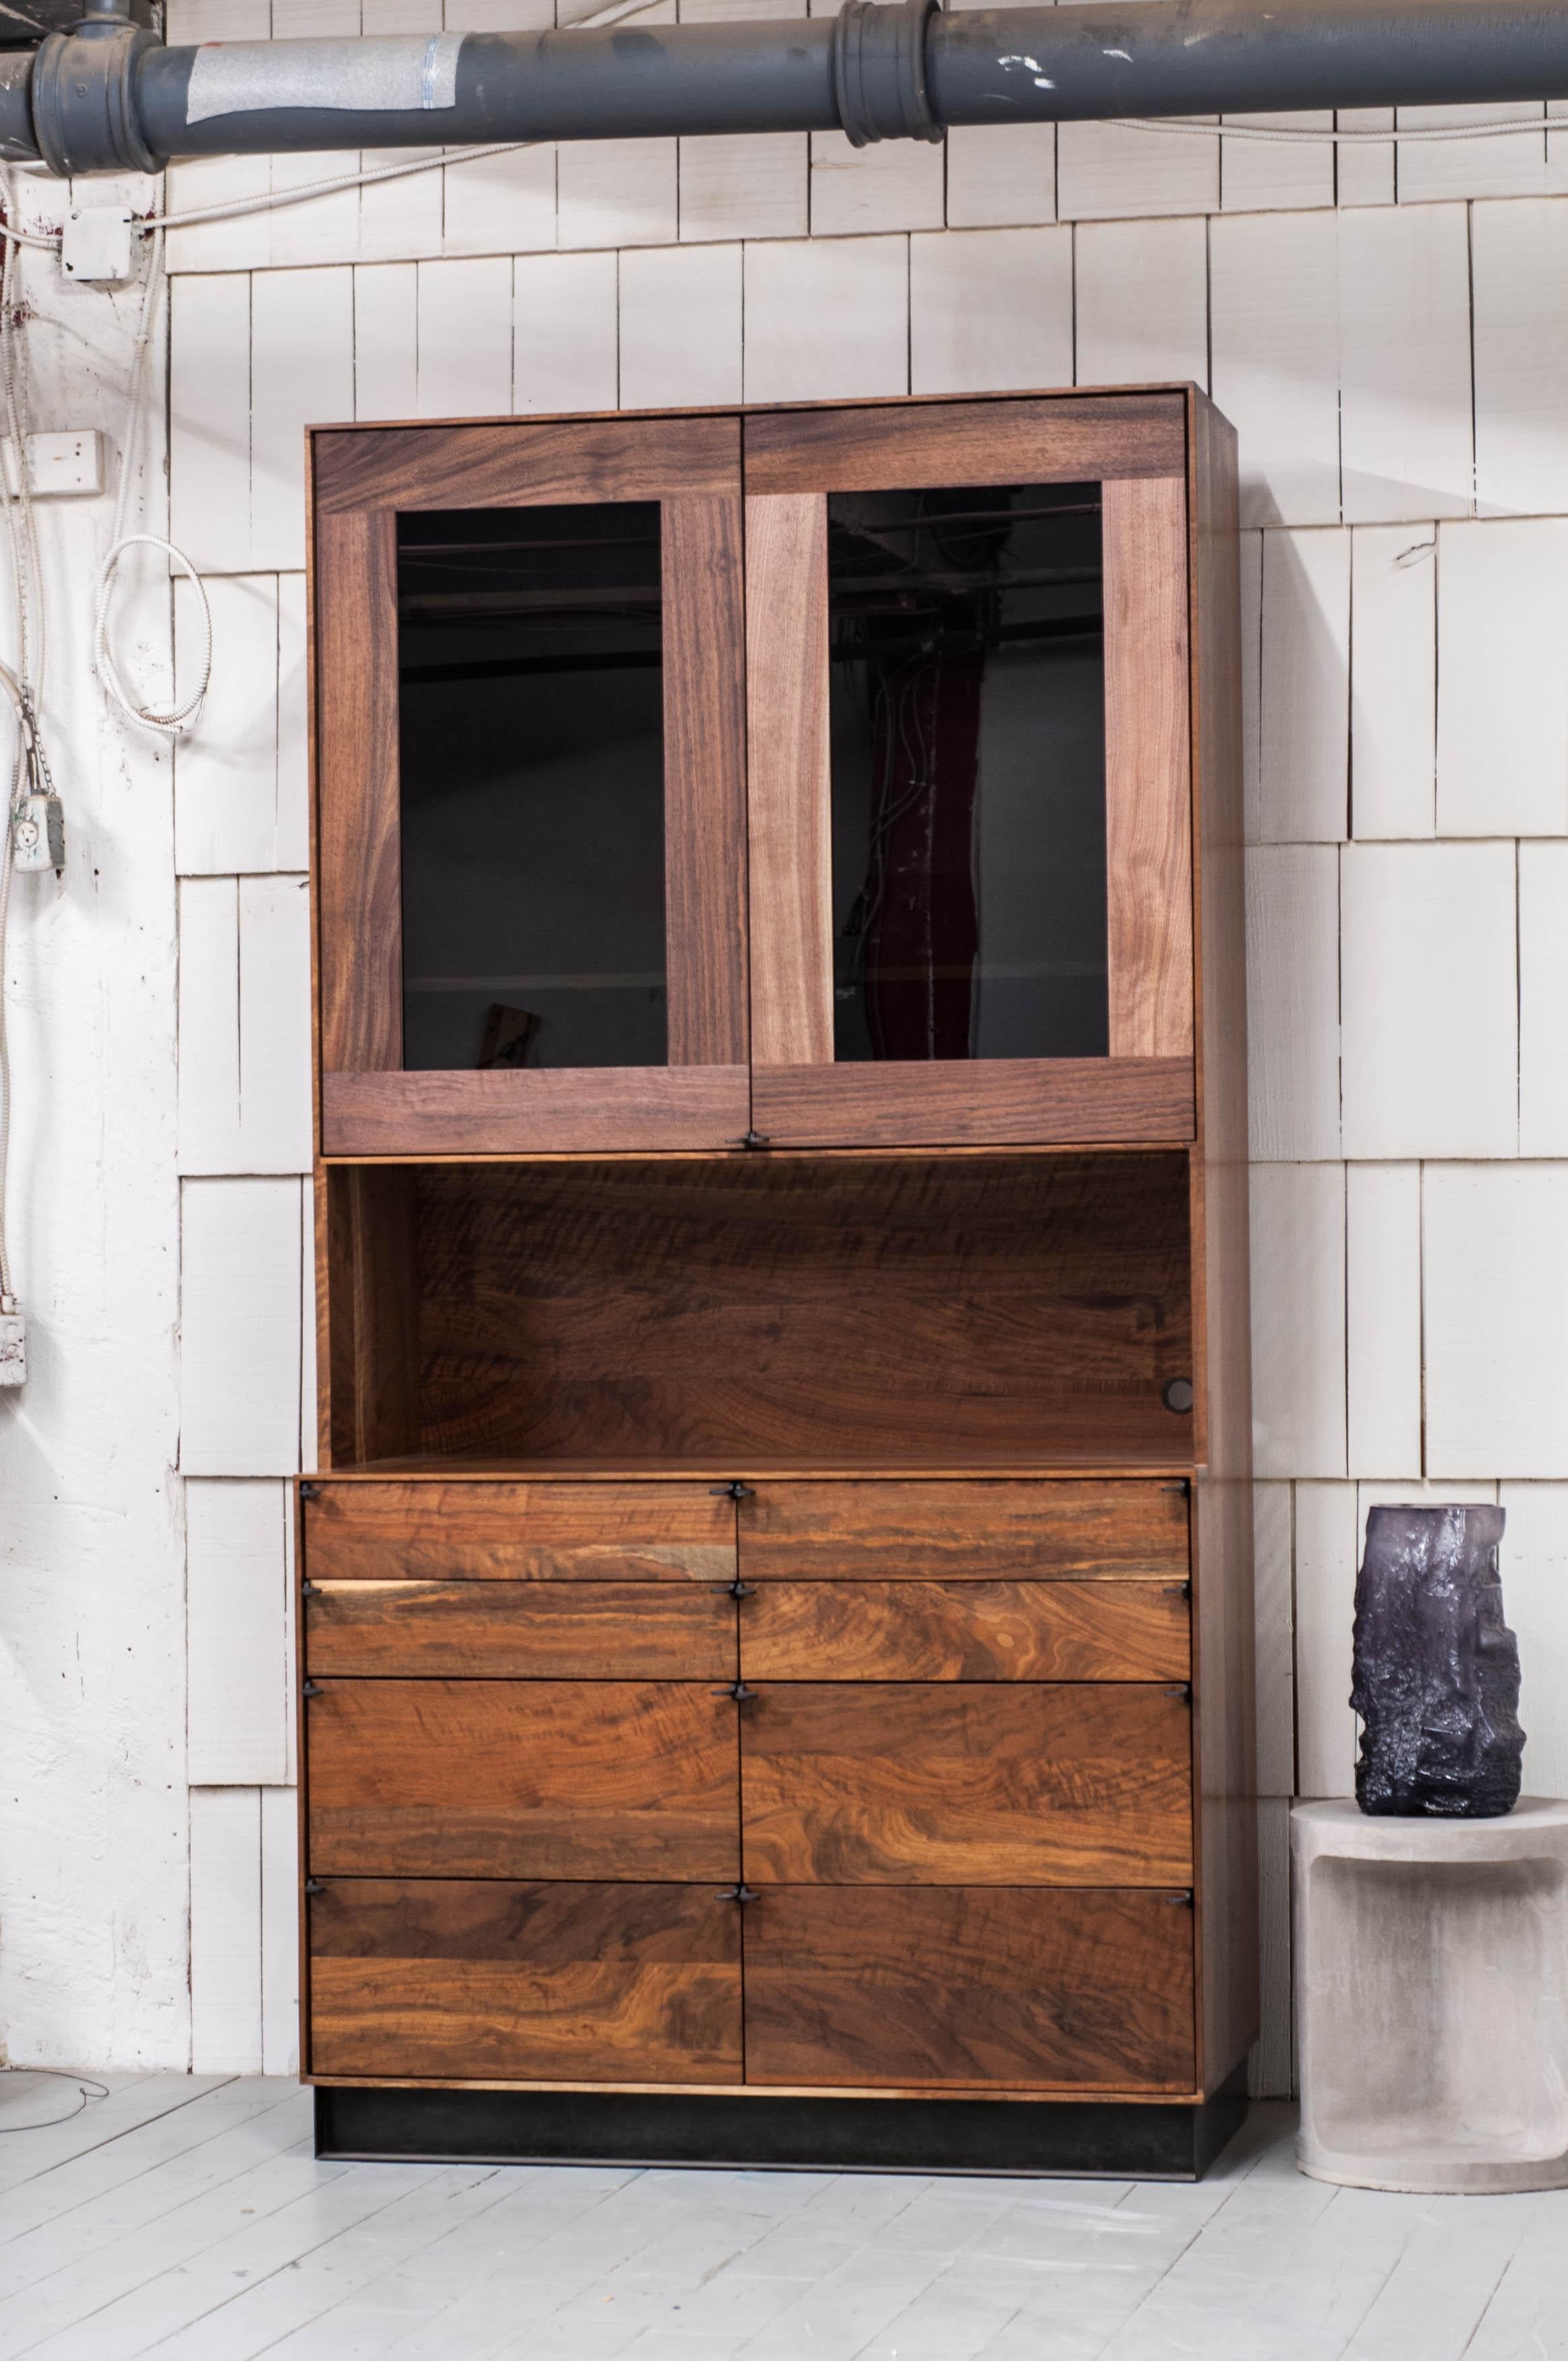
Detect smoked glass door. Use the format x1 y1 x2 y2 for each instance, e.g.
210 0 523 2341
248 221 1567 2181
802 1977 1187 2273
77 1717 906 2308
744 397 1196 1147
313 416 748 1155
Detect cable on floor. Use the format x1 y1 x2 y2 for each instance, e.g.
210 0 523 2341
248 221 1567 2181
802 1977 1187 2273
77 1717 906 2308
0 2065 111 2132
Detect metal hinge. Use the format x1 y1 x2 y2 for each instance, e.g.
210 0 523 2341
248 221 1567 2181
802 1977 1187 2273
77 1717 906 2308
709 1481 755 1500
712 1682 758 1703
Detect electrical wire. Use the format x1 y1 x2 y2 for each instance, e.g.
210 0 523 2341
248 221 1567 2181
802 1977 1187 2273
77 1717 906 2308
0 2066 111 2131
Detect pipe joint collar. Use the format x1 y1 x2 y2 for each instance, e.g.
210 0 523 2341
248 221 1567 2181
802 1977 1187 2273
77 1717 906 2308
832 0 942 147
31 19 159 177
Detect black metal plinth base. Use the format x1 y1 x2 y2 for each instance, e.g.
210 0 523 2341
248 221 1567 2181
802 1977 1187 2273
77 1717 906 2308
315 2070 1248 2180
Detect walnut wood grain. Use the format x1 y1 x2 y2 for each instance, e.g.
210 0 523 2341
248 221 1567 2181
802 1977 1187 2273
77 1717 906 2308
308 1879 741 2083
314 416 741 514
750 1058 1195 1147
306 1578 736 1680
739 1580 1188 1683
323 1165 419 1468
321 1067 751 1157
1103 476 1194 1061
743 397 1188 494
1188 390 1258 2096
664 495 748 1066
738 1480 1189 1582
746 492 832 1067
307 1680 739 1879
740 1683 1192 1885
316 509 401 1077
413 1155 1194 1464
742 1887 1194 2090
303 1481 736 1583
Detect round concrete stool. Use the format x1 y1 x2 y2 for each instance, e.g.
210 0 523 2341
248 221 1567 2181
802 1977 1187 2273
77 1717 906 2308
1291 1798 1568 2193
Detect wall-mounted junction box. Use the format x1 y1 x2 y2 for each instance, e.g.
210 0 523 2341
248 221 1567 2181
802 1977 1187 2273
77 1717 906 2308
0 431 104 500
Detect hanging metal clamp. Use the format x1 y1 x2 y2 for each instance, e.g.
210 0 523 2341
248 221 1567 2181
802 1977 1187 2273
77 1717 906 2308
713 1682 759 1703
709 1481 755 1500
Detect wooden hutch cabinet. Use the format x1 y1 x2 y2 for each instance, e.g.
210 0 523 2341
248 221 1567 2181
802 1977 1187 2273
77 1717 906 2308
301 387 1256 2178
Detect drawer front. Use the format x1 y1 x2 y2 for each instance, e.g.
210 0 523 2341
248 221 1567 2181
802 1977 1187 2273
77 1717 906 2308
308 1879 742 2084
303 1481 736 1584
306 1580 736 1680
740 1481 1187 1581
307 1680 738 1880
739 1579 1188 1682
741 1683 1191 1885
743 1887 1194 2090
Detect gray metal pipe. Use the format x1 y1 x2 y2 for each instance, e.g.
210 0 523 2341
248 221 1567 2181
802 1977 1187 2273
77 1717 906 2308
6 0 1568 176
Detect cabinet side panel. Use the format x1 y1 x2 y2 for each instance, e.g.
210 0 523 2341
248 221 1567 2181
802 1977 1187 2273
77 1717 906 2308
1190 394 1258 2095
664 494 749 1066
746 492 832 1067
323 1166 419 1469
1103 476 1194 1062
316 508 401 1076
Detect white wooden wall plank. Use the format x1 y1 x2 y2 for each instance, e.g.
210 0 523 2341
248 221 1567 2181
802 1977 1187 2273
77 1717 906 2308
1436 519 1568 837
514 251 619 414
358 149 445 264
1425 1165 1568 1480
239 876 313 1176
1495 1484 1568 1800
1345 1164 1422 1481
189 1788 263 2075
186 1481 290 1786
558 139 678 249
415 255 514 418
181 1179 303 1477
260 1787 300 2078
1349 525 1435 840
165 159 272 277
1073 217 1207 391
1294 1480 1359 1798
1250 1164 1347 1481
1252 1481 1296 1798
1520 841 1568 1158
1338 203 1473 525
742 235 908 403
275 575 310 874
1341 842 1517 1161
177 878 241 1177
268 153 361 271
1209 210 1340 529
1333 110 1395 208
442 147 556 258
167 0 268 38
679 134 809 241
1240 528 1262 845
1248 1797 1294 2101
169 275 252 573
1057 122 1219 222
250 268 354 571
1472 199 1568 517
1221 113 1334 213
353 262 419 422
1257 528 1350 845
1245 845 1341 1163
618 245 742 409
810 134 945 237
908 227 1072 397
946 126 1055 229
1395 101 1550 203
173 576 281 877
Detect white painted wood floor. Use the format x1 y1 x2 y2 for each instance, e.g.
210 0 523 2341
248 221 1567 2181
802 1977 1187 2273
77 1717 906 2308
0 2075 1565 2360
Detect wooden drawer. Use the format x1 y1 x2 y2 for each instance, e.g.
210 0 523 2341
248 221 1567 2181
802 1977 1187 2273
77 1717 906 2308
306 1581 736 1680
306 1680 738 1880
302 1481 736 1583
741 1683 1191 1885
739 1579 1188 1682
308 1879 742 2084
739 1481 1188 1581
743 1887 1194 2090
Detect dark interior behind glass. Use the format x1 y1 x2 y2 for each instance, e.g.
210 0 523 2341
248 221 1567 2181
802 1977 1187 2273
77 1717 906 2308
828 482 1107 1064
397 503 667 1072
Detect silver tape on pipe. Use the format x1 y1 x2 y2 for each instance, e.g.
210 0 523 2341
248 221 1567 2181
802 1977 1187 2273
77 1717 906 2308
185 32 465 124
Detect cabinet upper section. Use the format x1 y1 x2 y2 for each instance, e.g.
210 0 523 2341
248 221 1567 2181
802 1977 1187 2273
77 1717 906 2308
308 389 1240 1159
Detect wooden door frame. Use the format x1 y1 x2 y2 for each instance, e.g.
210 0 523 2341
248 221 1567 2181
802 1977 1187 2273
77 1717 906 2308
311 416 750 1156
744 395 1196 1148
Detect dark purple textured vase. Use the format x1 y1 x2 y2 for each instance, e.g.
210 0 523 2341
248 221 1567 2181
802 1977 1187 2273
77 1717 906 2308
1350 1504 1523 1818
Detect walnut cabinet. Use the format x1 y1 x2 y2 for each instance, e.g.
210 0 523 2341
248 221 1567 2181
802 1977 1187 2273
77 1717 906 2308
302 387 1255 2177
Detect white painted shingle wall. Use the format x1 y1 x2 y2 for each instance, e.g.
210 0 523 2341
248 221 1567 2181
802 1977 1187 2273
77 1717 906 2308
5 0 1567 2088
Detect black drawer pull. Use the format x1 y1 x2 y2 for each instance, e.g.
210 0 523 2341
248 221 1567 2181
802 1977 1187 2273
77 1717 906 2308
304 1878 326 1896
728 1580 754 1600
301 1680 323 1697
1162 1889 1194 1908
722 1885 760 1904
712 1682 758 1702
1164 1682 1192 1703
709 1481 755 1500
299 1481 320 1500
1162 1581 1191 1599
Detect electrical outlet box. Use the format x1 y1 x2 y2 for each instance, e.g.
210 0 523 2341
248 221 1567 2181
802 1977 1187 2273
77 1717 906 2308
0 430 104 500
13 793 64 874
62 206 134 284
0 1310 24 1388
